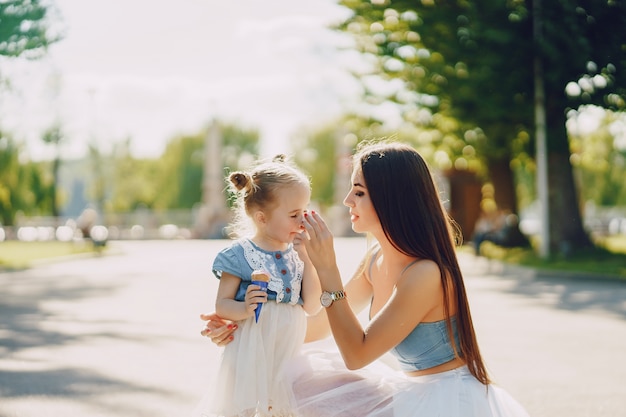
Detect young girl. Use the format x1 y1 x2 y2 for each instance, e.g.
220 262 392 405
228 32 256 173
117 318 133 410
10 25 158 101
195 155 321 417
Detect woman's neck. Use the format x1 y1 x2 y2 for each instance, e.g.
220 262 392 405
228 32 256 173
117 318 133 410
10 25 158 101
374 233 418 274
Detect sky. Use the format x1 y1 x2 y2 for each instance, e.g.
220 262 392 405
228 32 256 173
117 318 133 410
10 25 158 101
0 0 377 160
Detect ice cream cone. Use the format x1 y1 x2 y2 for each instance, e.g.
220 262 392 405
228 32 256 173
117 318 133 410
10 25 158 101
251 270 270 323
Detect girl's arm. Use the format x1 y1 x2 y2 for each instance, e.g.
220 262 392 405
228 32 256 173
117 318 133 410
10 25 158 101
215 272 267 321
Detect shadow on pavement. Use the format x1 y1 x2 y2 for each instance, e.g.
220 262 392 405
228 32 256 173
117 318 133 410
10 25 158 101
0 266 188 416
0 271 125 352
473 256 626 320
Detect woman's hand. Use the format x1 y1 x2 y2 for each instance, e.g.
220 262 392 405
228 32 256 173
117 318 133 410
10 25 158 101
199 313 237 346
292 230 310 262
301 211 338 273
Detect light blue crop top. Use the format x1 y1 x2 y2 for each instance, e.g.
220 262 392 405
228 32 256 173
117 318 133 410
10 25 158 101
390 317 461 371
368 246 462 372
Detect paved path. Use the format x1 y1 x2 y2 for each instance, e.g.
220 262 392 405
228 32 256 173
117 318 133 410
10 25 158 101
1 239 625 417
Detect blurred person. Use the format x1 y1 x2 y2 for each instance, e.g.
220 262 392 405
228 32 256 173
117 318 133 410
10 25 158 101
202 141 530 416
472 207 504 255
193 155 321 417
473 209 529 255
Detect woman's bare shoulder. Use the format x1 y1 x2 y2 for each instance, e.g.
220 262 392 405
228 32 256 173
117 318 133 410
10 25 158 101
398 259 442 291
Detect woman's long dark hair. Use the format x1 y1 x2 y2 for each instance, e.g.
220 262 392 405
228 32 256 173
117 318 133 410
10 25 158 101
356 141 490 385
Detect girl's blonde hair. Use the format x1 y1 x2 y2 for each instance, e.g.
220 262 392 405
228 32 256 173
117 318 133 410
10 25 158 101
225 154 310 238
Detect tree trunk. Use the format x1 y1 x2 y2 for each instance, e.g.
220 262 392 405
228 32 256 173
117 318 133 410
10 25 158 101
486 155 530 248
52 156 60 219
488 156 518 213
546 107 593 255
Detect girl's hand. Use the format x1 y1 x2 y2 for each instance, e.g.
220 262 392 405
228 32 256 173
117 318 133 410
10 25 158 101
244 283 268 317
301 211 337 272
199 313 237 346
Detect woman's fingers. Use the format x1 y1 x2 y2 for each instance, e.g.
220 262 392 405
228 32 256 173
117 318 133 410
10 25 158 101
199 316 237 346
305 211 332 238
210 325 236 346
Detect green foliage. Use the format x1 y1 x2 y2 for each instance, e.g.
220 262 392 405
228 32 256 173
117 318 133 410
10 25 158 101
0 133 53 225
292 113 479 208
110 141 161 212
480 240 626 280
0 0 61 59
293 124 342 207
0 241 95 269
570 108 626 206
336 0 626 252
337 0 534 161
338 0 626 144
293 114 392 208
149 121 260 210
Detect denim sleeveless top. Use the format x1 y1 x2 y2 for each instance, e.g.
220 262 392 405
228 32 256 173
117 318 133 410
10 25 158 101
390 317 461 371
369 246 461 371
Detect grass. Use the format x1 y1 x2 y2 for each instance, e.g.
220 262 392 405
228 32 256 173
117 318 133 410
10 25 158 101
0 240 98 270
479 235 626 281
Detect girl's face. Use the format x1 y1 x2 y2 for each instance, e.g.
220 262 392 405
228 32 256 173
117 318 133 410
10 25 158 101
342 166 381 235
261 183 310 245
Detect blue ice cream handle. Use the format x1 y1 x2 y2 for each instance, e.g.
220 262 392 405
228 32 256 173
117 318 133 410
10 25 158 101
251 271 270 323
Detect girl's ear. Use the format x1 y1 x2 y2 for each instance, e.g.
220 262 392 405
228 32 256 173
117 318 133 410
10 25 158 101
253 210 266 225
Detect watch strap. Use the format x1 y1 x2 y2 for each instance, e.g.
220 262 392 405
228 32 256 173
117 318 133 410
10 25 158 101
330 290 346 301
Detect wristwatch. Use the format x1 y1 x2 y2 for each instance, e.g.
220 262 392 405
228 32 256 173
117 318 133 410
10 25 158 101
320 290 346 308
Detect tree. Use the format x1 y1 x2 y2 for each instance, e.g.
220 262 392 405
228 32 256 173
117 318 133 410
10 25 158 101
293 115 386 208
152 121 260 210
569 108 626 207
0 0 62 225
337 0 626 254
0 0 61 59
0 132 22 225
110 139 161 212
0 131 51 225
41 123 64 218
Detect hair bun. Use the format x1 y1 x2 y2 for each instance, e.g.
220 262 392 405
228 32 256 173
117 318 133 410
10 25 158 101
229 172 251 191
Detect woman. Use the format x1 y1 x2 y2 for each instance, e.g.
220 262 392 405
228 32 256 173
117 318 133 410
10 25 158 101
202 141 530 416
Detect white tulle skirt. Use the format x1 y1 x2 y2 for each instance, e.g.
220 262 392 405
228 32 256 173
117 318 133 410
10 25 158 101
194 317 530 417
285 341 531 417
194 302 307 417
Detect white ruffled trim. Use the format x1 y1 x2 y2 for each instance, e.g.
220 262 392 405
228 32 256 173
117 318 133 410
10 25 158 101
240 239 303 305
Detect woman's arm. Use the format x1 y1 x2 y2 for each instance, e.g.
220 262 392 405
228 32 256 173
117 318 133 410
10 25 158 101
215 272 267 321
302 212 442 370
294 233 322 315
304 249 375 343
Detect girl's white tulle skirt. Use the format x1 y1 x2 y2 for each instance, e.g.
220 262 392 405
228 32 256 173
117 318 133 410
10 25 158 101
193 315 530 417
193 302 306 417
284 340 531 417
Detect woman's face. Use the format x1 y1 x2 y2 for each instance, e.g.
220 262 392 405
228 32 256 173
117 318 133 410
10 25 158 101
342 166 381 234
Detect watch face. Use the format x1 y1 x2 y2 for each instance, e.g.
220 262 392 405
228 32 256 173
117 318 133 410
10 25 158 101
320 292 333 307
